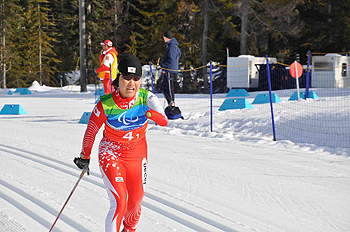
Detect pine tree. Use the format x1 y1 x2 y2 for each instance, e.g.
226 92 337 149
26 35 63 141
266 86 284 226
0 0 22 88
298 0 350 55
11 0 60 87
49 0 79 79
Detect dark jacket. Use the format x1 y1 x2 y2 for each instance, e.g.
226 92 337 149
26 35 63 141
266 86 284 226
161 38 181 73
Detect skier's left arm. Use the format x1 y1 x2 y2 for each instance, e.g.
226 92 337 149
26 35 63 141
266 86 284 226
145 92 168 126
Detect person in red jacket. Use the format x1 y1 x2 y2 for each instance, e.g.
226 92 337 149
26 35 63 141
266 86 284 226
96 40 119 94
74 54 168 232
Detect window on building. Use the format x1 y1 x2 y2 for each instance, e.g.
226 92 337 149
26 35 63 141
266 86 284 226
314 62 334 71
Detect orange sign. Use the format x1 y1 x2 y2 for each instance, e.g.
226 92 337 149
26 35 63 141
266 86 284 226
289 62 303 78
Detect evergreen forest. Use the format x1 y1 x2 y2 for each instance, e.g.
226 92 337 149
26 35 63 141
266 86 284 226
1 0 350 92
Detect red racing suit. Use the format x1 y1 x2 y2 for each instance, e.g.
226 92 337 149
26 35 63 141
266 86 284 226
80 88 168 232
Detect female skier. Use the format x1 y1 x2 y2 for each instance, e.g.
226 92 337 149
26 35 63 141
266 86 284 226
74 54 168 232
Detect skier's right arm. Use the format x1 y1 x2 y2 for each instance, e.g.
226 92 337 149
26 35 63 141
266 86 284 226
80 101 106 159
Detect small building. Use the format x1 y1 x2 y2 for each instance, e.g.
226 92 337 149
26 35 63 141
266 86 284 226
312 54 350 88
226 55 276 90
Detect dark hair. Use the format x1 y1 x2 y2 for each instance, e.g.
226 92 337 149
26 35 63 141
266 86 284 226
112 75 120 88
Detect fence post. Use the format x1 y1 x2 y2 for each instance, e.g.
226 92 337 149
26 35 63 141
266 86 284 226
305 50 311 99
210 61 213 132
266 55 277 141
149 61 155 93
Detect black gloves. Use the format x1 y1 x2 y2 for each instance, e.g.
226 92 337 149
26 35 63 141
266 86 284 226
73 157 90 175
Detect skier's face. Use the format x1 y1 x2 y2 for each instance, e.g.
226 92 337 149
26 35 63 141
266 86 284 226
119 74 141 98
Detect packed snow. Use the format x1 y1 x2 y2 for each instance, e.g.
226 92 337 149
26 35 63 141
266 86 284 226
0 82 349 232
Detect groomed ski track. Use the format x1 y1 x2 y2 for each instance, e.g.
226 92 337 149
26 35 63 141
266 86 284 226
0 143 245 232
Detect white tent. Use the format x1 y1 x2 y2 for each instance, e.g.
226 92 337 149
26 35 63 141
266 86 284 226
226 55 276 90
312 54 350 88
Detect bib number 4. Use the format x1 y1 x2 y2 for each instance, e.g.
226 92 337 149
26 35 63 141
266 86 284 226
123 132 140 141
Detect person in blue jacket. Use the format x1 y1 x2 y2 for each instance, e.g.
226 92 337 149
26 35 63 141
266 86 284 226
160 31 182 106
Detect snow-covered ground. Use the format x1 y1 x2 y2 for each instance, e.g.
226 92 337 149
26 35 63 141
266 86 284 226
0 82 349 232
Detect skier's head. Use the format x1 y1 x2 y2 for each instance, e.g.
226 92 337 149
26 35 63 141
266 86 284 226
113 54 142 98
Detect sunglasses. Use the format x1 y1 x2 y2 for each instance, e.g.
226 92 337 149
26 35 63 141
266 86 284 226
122 74 141 81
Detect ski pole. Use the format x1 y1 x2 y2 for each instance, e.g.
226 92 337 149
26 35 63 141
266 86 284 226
154 58 160 84
110 64 113 93
49 168 87 232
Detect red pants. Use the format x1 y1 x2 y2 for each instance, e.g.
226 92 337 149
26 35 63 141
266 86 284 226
98 137 147 232
103 78 114 94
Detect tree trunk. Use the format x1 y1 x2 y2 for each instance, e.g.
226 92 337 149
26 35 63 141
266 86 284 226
181 5 196 93
38 4 42 86
79 0 87 92
87 2 93 78
113 0 119 45
1 0 6 88
202 0 209 93
240 0 249 55
328 1 332 44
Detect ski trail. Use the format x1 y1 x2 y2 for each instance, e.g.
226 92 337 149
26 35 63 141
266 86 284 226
0 179 90 232
0 191 58 231
0 211 26 232
0 144 243 232
144 191 238 232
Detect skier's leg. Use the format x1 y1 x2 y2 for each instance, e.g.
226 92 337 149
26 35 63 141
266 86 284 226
99 138 127 232
123 142 148 231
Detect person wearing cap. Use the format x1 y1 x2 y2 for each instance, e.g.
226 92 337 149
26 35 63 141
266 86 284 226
96 40 119 94
74 54 168 232
160 30 182 106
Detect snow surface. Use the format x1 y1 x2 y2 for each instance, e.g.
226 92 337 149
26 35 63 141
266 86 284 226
0 82 349 232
